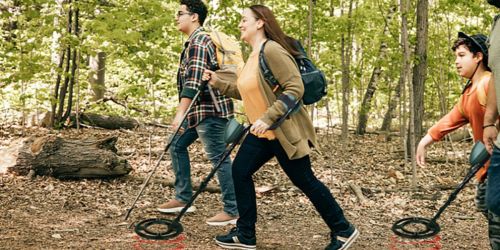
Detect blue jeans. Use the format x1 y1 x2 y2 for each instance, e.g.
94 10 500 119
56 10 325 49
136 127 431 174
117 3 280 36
232 133 350 240
487 145 500 249
169 117 238 216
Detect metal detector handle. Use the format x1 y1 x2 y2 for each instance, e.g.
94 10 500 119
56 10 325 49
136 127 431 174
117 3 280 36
430 162 484 222
431 141 490 222
208 85 222 112
161 85 207 151
200 66 222 113
162 75 215 151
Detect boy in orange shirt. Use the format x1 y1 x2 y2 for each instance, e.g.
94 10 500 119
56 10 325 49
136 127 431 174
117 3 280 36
416 32 494 246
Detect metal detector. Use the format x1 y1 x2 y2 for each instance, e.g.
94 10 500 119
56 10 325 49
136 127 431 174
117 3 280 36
133 124 251 240
124 81 211 221
392 141 490 239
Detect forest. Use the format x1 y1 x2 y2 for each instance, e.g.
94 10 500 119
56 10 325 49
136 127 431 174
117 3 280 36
0 0 498 249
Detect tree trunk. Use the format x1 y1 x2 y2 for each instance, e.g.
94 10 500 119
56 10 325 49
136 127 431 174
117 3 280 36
400 0 411 163
89 52 106 101
341 0 354 140
0 136 131 178
411 0 428 146
307 0 316 122
381 82 401 132
50 0 65 127
409 0 428 187
55 1 73 126
356 5 395 135
51 51 65 127
63 4 79 121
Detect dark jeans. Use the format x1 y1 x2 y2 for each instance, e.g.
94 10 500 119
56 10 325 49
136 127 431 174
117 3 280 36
488 145 500 249
232 133 350 237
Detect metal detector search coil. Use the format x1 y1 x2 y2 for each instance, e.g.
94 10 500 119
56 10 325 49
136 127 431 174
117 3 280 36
134 218 183 240
391 141 490 239
392 217 440 239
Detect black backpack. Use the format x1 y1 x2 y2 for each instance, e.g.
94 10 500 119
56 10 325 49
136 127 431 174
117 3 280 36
259 39 327 106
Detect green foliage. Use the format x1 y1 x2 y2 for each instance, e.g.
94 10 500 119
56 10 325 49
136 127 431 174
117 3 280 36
0 0 497 129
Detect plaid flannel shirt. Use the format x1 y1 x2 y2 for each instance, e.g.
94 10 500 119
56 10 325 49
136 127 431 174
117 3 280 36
177 27 234 128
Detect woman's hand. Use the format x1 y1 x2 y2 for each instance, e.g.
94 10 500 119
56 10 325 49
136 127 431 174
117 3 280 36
251 119 270 135
202 69 218 86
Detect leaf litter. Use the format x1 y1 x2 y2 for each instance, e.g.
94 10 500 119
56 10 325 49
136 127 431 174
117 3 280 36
0 126 489 249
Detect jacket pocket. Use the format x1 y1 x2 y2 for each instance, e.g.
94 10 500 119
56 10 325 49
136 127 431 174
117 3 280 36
279 118 301 144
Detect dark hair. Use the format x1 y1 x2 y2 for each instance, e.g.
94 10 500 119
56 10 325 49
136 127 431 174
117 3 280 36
248 5 301 57
181 0 208 26
452 37 490 71
487 0 500 8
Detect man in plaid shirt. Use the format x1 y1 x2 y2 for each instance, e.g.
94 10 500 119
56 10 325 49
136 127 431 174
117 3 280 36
157 0 238 226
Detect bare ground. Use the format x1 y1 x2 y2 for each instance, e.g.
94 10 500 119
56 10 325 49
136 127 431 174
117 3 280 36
0 125 489 249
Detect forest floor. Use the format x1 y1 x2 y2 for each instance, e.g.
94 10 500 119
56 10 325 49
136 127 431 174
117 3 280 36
0 124 490 250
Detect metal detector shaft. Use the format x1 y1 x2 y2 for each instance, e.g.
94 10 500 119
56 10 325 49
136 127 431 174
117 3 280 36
430 162 484 222
171 126 251 224
124 85 206 221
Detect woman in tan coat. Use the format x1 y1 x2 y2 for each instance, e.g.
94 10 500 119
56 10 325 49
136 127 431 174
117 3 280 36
203 5 358 250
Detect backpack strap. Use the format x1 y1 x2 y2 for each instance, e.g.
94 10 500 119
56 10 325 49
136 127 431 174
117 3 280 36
259 40 280 92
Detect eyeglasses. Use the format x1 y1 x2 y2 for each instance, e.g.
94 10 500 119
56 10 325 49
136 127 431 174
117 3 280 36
176 11 192 17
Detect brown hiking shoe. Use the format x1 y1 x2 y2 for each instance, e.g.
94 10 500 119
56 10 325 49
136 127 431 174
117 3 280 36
206 212 238 226
157 199 196 214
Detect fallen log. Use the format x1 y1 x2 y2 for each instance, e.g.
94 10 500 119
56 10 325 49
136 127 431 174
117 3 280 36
74 113 139 130
31 111 140 130
0 135 131 178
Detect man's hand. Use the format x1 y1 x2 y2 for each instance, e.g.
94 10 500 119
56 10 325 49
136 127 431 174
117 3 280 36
484 126 498 155
171 112 185 134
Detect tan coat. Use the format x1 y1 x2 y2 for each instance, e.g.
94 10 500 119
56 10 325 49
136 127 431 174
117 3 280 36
213 40 317 160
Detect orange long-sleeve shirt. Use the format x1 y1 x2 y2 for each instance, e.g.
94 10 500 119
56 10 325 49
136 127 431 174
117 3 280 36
428 72 491 180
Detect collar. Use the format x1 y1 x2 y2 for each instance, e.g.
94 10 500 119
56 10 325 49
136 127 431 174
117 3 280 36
184 26 205 47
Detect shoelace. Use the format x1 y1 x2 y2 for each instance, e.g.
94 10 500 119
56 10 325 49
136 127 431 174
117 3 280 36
229 227 239 234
